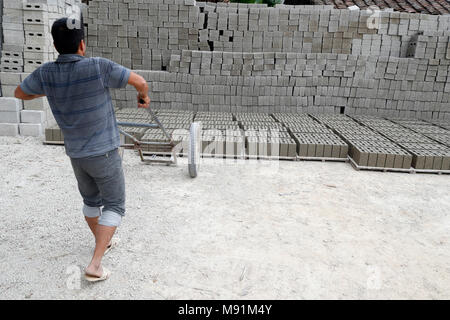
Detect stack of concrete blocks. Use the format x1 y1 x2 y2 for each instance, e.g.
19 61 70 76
353 116 450 170
115 48 450 120
44 124 64 142
417 120 450 146
3 0 449 132
23 0 83 73
1 0 26 73
86 0 450 121
233 112 295 158
23 1 52 73
86 0 201 71
1 0 74 73
0 0 3 78
86 1 450 67
194 111 244 157
413 31 450 60
0 72 57 136
312 114 413 168
0 0 83 73
0 97 21 135
0 0 83 137
273 113 347 158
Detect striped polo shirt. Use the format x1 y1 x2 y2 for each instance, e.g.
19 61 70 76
20 54 131 158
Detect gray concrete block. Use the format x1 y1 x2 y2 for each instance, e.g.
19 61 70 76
0 111 20 123
24 98 49 111
19 123 43 136
0 123 19 136
0 72 22 85
0 98 22 112
1 85 18 97
20 110 45 124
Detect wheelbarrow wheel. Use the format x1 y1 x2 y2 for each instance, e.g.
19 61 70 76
119 134 125 160
188 122 202 178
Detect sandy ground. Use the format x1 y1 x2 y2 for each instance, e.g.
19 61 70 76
0 135 449 300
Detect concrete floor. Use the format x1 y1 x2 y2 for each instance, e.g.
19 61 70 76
0 136 449 299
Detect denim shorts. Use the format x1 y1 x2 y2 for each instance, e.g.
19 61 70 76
70 148 125 226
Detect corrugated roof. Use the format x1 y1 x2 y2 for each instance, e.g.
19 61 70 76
312 0 450 15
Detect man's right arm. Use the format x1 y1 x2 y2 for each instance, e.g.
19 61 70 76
15 68 45 101
15 86 45 101
128 72 150 109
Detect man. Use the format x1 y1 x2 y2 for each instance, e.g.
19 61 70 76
15 17 150 282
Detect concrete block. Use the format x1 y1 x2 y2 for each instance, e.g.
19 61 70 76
0 72 22 85
1 65 23 73
24 98 49 111
20 110 45 124
0 98 22 112
3 30 25 45
23 3 48 11
0 111 20 123
0 123 19 136
1 85 18 97
19 123 43 136
23 10 49 24
4 0 25 9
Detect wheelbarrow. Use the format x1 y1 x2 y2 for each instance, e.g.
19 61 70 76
117 104 201 178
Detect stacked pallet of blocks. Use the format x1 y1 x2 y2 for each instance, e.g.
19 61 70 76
37 106 450 171
195 111 243 157
312 114 414 169
273 113 347 159
0 0 83 137
305 113 449 171
352 116 450 171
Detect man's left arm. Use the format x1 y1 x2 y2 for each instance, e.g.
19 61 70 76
15 69 46 101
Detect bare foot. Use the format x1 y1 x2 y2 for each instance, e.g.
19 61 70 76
85 264 103 278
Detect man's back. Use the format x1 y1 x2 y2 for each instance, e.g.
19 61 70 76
21 54 130 158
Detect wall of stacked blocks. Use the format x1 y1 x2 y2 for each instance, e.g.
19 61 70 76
1 0 450 132
0 0 83 137
0 0 449 172
86 0 450 120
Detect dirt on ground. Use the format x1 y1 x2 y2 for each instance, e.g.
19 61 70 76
0 136 449 299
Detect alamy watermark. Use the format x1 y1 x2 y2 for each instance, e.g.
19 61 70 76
366 6 382 30
366 265 382 290
66 265 81 290
169 127 283 174
65 5 82 30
